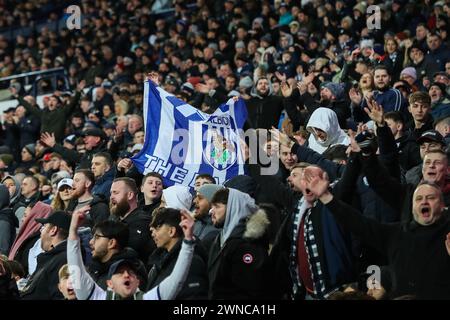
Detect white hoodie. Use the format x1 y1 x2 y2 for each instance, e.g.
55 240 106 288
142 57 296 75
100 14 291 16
162 185 193 211
306 107 350 154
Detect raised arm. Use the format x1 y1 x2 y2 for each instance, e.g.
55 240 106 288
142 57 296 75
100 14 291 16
304 168 395 254
11 86 42 118
270 127 345 181
146 210 195 300
364 97 401 179
63 80 86 116
67 206 106 300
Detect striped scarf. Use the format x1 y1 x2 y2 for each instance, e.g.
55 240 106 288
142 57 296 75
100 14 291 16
289 199 304 298
289 200 335 299
303 205 327 299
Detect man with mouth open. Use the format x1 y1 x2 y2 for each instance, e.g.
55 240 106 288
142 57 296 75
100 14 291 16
305 170 450 299
361 146 449 222
67 206 196 300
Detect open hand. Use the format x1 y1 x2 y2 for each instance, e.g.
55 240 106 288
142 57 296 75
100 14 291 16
275 71 287 83
195 83 209 94
270 127 295 149
364 97 384 126
40 132 56 148
349 87 362 105
303 73 315 86
303 168 330 198
280 81 293 97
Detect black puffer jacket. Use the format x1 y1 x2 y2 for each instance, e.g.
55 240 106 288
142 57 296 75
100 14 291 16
21 240 67 300
208 210 272 299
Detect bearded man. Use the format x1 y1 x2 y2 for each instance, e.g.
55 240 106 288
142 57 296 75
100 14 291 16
246 77 284 129
109 177 155 262
67 169 109 227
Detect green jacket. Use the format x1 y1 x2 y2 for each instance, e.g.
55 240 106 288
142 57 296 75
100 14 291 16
18 91 81 142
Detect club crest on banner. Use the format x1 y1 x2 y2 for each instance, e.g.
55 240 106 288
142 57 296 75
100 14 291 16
203 120 238 171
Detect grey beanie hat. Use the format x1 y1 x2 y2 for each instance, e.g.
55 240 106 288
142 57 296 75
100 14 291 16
24 143 36 157
321 82 344 99
198 184 224 203
239 76 253 89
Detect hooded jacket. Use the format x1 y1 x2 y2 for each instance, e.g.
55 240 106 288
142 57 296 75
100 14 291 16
1 175 21 205
9 202 52 261
12 191 41 215
306 107 350 154
16 113 41 150
208 189 272 299
0 185 18 255
162 186 192 211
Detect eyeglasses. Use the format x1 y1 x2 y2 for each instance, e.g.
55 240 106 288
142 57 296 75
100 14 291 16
93 234 109 241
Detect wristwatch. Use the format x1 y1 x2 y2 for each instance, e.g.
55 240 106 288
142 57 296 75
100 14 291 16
183 238 196 245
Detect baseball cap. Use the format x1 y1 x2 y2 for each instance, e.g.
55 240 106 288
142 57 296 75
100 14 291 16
35 211 72 231
416 130 446 145
4 106 16 113
81 128 106 139
64 134 77 146
88 108 102 118
107 259 139 279
57 178 73 190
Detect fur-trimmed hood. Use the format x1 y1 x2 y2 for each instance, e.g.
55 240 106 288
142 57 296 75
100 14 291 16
244 209 270 240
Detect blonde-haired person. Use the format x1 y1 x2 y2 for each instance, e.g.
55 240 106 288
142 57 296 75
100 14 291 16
58 264 76 300
51 179 73 211
114 99 129 116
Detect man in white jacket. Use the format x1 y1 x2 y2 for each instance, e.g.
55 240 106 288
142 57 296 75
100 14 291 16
67 206 195 300
306 107 350 154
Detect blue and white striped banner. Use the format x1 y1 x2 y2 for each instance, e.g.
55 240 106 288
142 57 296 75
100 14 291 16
132 80 247 188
